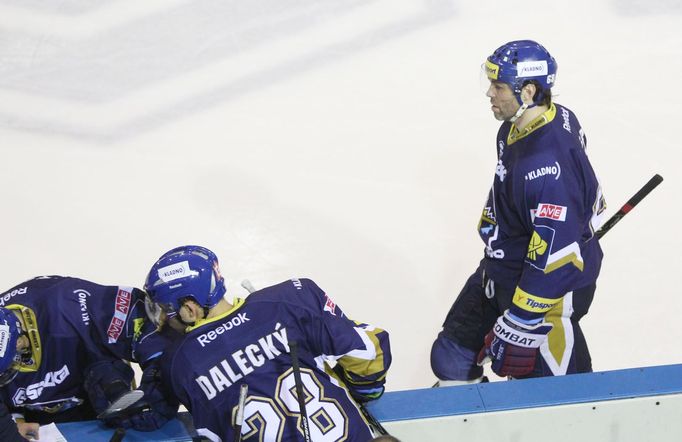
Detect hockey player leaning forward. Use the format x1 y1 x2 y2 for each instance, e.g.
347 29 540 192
431 40 606 383
0 276 178 440
144 245 392 442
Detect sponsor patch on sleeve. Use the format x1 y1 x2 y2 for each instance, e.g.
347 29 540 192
526 225 555 270
512 287 560 314
323 295 337 316
530 203 567 222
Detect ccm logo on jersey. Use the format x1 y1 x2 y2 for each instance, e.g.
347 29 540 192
530 203 567 222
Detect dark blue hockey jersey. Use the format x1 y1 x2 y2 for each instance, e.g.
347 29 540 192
162 278 391 442
478 103 606 320
0 276 147 419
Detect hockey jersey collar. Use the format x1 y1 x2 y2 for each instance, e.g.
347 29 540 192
185 297 245 332
6 304 42 372
507 103 557 146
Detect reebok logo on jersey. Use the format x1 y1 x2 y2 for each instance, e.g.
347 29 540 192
12 365 70 405
0 286 27 307
525 162 561 181
196 313 250 347
561 107 571 133
531 203 567 221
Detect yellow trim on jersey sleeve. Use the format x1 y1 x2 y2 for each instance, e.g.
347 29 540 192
337 327 387 378
512 288 560 314
543 241 585 273
507 103 557 145
185 297 245 332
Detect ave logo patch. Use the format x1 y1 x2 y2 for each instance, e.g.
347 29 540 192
324 295 337 316
531 203 567 222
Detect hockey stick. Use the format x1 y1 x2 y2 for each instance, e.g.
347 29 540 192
240 279 256 294
289 340 312 442
359 402 389 436
97 389 145 420
234 383 249 442
596 174 663 239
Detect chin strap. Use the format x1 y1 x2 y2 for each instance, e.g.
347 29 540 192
509 101 537 123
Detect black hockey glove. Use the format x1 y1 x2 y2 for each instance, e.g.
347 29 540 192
113 363 179 432
332 364 385 403
84 359 135 417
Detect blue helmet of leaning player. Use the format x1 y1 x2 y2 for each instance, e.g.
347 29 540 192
0 308 32 386
483 39 557 122
144 245 226 331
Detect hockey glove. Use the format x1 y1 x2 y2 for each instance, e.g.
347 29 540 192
476 310 552 378
115 363 179 431
332 364 385 403
84 359 135 416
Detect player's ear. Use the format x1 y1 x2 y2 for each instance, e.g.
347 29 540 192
520 83 537 104
184 301 205 322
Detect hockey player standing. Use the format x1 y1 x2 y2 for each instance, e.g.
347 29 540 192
431 40 606 383
0 276 178 439
144 245 392 441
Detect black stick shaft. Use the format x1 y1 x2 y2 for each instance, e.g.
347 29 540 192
596 174 663 239
289 341 312 442
360 402 389 436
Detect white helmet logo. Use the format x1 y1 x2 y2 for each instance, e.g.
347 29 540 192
157 261 198 283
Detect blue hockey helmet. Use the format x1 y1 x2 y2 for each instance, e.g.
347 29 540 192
144 245 226 323
0 307 23 386
484 40 557 105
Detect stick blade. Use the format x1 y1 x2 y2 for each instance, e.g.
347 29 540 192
97 390 144 419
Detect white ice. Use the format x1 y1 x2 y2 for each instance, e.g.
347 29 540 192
1 0 680 390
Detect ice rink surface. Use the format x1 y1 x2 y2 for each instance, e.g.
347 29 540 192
1 0 680 390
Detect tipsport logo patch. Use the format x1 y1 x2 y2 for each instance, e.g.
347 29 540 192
485 60 499 80
107 287 132 343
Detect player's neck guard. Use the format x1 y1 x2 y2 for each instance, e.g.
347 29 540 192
185 297 245 333
507 103 556 145
5 304 42 372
